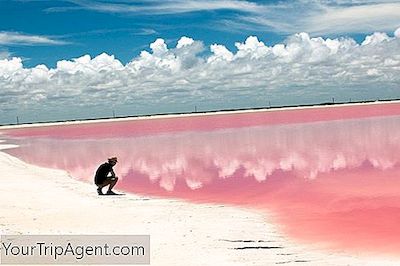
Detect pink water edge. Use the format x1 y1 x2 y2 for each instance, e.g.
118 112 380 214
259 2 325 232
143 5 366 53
2 102 400 256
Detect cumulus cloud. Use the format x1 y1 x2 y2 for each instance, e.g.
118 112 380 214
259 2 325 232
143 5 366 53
0 32 399 122
395 27 400 38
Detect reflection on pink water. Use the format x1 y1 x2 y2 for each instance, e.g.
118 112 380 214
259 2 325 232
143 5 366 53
2 103 400 256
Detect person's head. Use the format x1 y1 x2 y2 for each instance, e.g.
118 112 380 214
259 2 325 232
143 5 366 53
108 157 118 166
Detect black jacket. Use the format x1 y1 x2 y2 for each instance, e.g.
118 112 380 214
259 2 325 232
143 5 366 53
94 162 115 185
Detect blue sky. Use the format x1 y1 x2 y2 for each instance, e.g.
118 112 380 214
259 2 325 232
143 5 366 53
0 0 400 124
1 0 289 67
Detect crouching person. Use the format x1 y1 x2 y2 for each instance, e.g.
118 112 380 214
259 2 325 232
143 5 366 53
94 157 119 195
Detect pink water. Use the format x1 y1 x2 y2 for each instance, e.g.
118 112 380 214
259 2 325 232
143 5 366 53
2 103 400 255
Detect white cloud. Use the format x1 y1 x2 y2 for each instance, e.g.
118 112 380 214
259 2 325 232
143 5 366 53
177 37 195 48
48 0 264 14
234 36 270 59
0 31 66 46
136 28 158 36
306 2 400 35
0 50 11 60
395 27 400 38
223 1 400 36
361 32 391 46
208 44 234 62
149 39 168 56
0 33 399 122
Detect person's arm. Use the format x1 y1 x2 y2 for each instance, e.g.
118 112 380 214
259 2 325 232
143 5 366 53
110 168 116 178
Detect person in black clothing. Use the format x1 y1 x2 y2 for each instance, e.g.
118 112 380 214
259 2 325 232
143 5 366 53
94 157 119 195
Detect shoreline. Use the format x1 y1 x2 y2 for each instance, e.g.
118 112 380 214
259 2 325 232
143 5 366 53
1 99 400 130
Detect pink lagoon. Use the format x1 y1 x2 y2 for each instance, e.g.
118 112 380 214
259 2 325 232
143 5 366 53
2 101 400 257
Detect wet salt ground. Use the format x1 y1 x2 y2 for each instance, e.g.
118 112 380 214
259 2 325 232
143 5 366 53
1 105 400 257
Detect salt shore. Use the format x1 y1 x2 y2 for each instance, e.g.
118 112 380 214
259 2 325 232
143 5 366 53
1 144 400 266
1 100 399 130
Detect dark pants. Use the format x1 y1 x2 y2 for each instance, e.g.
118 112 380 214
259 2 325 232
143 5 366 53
96 177 118 190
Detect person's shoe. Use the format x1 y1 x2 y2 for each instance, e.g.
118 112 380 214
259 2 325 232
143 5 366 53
97 188 103 195
106 190 117 195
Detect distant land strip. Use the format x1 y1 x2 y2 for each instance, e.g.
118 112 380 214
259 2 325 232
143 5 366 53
1 98 400 127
